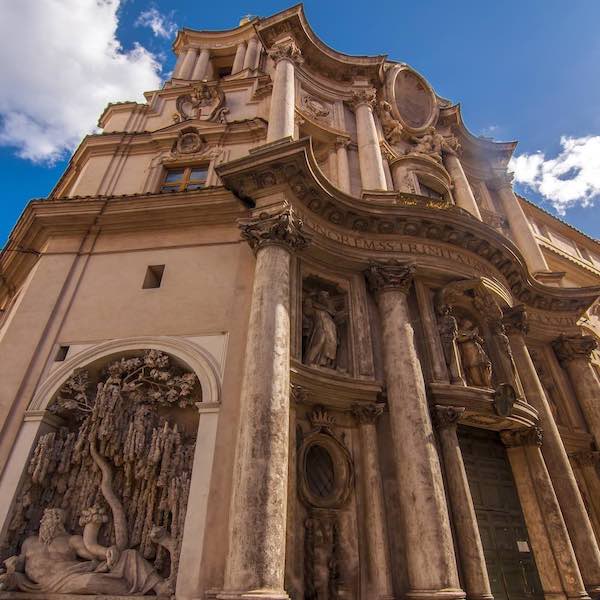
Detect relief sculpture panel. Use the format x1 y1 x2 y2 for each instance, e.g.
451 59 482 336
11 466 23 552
0 350 200 597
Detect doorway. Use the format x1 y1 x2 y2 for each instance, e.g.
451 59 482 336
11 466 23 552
458 426 543 600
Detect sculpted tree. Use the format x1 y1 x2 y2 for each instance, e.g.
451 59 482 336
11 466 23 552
1 349 199 595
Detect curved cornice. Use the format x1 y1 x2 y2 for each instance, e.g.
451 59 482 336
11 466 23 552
173 18 258 53
438 104 517 167
216 137 599 314
255 5 385 83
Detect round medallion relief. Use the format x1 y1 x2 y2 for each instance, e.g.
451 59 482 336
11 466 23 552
385 65 437 132
177 131 203 154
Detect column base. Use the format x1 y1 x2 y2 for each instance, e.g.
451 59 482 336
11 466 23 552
406 589 466 600
216 590 290 600
465 595 494 600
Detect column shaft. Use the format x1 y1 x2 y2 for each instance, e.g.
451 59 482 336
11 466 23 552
493 178 548 273
232 42 247 74
366 265 464 600
354 405 394 599
435 407 492 600
502 429 589 600
353 89 387 191
444 153 482 219
266 39 302 144
243 36 259 71
191 48 210 80
179 47 198 80
335 138 352 194
505 321 600 593
220 210 310 599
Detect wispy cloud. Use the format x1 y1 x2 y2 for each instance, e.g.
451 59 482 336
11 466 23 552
509 135 600 214
136 7 177 39
0 0 162 163
479 124 499 138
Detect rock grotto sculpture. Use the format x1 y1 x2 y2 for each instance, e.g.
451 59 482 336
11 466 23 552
0 349 199 596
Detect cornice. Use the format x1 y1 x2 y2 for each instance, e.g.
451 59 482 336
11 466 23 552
216 137 600 314
172 19 259 54
437 104 517 168
255 5 385 84
538 238 600 279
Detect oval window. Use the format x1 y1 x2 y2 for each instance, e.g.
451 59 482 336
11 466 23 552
306 444 335 498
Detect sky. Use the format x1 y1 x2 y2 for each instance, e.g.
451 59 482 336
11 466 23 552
0 0 599 245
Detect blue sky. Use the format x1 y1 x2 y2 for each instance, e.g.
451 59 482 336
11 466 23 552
1 0 599 245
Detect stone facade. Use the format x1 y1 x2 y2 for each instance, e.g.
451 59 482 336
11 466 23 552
0 6 600 600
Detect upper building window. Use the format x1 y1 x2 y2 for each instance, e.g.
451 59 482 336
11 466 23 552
160 166 208 193
419 181 444 201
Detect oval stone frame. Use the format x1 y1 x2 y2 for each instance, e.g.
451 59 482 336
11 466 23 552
298 430 354 509
384 64 438 134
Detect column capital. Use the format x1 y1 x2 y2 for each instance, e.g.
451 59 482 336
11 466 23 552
350 86 377 110
502 304 529 336
500 426 543 448
267 37 303 65
365 262 416 295
433 405 465 430
488 171 515 191
335 136 351 149
552 334 598 364
351 402 384 424
570 450 600 468
239 208 311 254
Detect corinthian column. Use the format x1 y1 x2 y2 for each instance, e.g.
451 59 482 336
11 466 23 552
191 48 210 80
232 41 247 74
178 47 198 80
352 403 394 600
365 263 465 600
503 307 600 596
501 428 590 600
434 406 492 600
489 174 549 274
351 87 387 192
553 334 600 448
219 209 310 600
443 153 482 220
266 38 303 143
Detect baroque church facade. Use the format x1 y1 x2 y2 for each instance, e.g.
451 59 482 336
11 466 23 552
1 5 600 600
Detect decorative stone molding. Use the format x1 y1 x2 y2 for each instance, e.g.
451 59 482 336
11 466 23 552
291 383 309 404
349 87 377 110
174 82 227 123
334 136 351 150
552 334 598 364
570 450 600 468
238 208 312 254
268 37 303 64
500 426 543 448
301 94 330 121
351 403 384 424
433 405 465 429
502 304 529 336
309 405 337 431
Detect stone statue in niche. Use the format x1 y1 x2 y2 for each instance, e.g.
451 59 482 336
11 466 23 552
530 349 564 425
0 349 199 596
437 305 464 384
456 318 493 388
406 126 460 163
302 284 348 372
491 320 524 397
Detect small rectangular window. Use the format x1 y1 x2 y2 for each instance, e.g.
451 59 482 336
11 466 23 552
419 181 444 200
55 345 70 361
142 265 165 289
160 166 208 193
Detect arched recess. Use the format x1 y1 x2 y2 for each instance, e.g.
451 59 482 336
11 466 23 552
30 335 221 411
0 336 222 598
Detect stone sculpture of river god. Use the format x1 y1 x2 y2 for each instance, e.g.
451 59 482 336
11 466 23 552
0 349 200 597
384 64 438 133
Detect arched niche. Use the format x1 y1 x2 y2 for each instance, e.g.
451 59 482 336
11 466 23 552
0 336 222 598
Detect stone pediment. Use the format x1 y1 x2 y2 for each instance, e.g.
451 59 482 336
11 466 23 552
216 137 600 314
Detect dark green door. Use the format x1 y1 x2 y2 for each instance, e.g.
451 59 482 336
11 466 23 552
458 426 544 600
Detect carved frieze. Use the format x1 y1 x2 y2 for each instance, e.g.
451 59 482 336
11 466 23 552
552 334 598 364
239 208 312 254
365 262 415 295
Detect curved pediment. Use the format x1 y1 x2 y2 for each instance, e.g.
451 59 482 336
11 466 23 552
216 137 599 315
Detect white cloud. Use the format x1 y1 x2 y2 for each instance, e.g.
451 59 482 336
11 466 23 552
0 0 162 163
136 7 177 39
509 135 600 214
479 124 499 138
